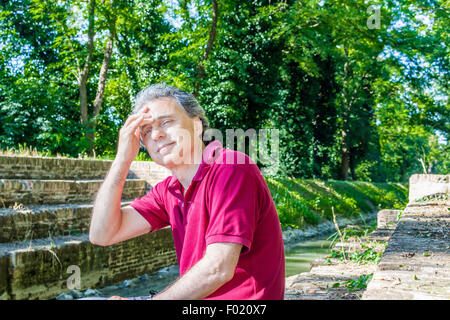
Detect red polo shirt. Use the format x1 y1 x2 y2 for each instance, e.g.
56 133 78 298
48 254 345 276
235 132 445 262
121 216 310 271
130 140 285 300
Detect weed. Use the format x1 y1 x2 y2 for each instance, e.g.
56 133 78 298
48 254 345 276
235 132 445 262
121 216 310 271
330 274 373 291
344 274 373 291
329 242 385 265
415 193 448 202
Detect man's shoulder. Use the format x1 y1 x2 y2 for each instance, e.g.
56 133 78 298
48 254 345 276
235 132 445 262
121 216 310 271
212 147 258 167
207 147 263 183
149 175 176 196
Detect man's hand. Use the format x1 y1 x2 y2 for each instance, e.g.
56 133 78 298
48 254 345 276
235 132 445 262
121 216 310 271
152 242 242 300
116 106 153 164
108 296 130 300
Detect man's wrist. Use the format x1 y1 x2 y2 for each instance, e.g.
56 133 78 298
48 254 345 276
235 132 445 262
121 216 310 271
114 155 133 167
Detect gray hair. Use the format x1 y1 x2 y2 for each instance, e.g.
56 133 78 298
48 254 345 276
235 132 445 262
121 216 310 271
133 82 209 134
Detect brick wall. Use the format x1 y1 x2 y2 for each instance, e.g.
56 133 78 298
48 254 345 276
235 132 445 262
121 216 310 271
4 228 177 300
0 156 175 300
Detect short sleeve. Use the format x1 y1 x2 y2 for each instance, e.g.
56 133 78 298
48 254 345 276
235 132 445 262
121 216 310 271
205 162 260 253
130 180 170 233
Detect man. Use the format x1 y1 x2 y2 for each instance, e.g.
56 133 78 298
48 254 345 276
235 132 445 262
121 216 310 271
88 83 285 300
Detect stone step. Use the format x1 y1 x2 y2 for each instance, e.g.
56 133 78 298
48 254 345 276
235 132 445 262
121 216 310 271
0 178 146 207
0 200 133 243
0 155 113 180
285 261 377 300
362 201 450 300
0 229 177 300
365 228 395 242
0 156 171 186
362 269 450 300
377 209 402 229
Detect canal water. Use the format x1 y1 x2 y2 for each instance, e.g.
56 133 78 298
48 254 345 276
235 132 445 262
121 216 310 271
284 237 333 277
60 236 334 299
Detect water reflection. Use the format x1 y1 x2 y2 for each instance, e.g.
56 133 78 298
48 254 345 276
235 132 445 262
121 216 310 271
284 238 333 277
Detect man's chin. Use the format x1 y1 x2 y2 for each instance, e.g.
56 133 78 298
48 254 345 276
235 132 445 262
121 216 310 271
155 153 200 168
154 153 183 168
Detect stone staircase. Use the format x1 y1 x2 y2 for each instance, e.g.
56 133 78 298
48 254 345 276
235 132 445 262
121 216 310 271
0 155 176 300
362 174 450 300
284 209 398 300
285 174 450 300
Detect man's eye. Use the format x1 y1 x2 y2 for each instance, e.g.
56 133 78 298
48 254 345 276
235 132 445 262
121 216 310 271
162 120 172 126
143 128 152 136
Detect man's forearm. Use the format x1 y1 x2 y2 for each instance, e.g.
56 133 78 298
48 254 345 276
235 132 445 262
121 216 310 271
152 256 231 300
89 158 132 245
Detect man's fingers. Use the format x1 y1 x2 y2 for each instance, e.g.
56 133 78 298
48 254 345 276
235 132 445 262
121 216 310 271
123 106 151 128
123 113 142 128
127 116 154 136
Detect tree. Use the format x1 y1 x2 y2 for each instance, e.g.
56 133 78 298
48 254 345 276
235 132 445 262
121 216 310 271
30 0 119 155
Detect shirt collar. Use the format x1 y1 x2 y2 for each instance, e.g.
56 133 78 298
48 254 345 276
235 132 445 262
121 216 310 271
168 140 223 188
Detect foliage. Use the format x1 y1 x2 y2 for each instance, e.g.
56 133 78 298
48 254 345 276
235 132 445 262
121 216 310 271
266 177 408 229
0 0 447 181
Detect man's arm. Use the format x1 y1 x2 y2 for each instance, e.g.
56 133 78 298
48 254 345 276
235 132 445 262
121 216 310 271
89 109 154 246
152 242 242 300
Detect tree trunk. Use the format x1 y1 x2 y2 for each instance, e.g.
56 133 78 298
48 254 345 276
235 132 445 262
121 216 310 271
87 30 115 154
79 0 95 127
79 79 89 125
93 36 114 119
86 0 117 156
349 151 357 180
194 0 218 97
339 48 350 181
339 128 350 180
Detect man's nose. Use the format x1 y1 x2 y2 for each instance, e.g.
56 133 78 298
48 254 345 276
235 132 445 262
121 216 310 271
151 126 165 141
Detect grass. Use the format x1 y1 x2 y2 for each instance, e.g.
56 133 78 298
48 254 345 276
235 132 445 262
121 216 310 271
266 177 409 230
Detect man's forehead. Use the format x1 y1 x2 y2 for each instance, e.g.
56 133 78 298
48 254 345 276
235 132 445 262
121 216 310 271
143 97 183 115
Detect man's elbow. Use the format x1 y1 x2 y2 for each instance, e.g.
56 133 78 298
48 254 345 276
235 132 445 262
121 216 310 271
208 262 236 284
222 268 235 283
89 233 110 247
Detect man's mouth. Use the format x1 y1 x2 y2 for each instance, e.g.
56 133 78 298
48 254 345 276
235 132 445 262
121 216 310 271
158 142 175 153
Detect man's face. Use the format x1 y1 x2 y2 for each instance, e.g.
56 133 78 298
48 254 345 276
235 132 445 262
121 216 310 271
139 97 203 168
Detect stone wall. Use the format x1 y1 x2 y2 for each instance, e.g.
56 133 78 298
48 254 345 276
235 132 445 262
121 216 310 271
0 155 112 180
129 161 172 192
363 202 450 299
0 156 170 181
377 209 402 229
362 174 450 299
0 201 135 243
0 179 145 207
0 155 175 300
2 228 176 300
409 174 449 202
